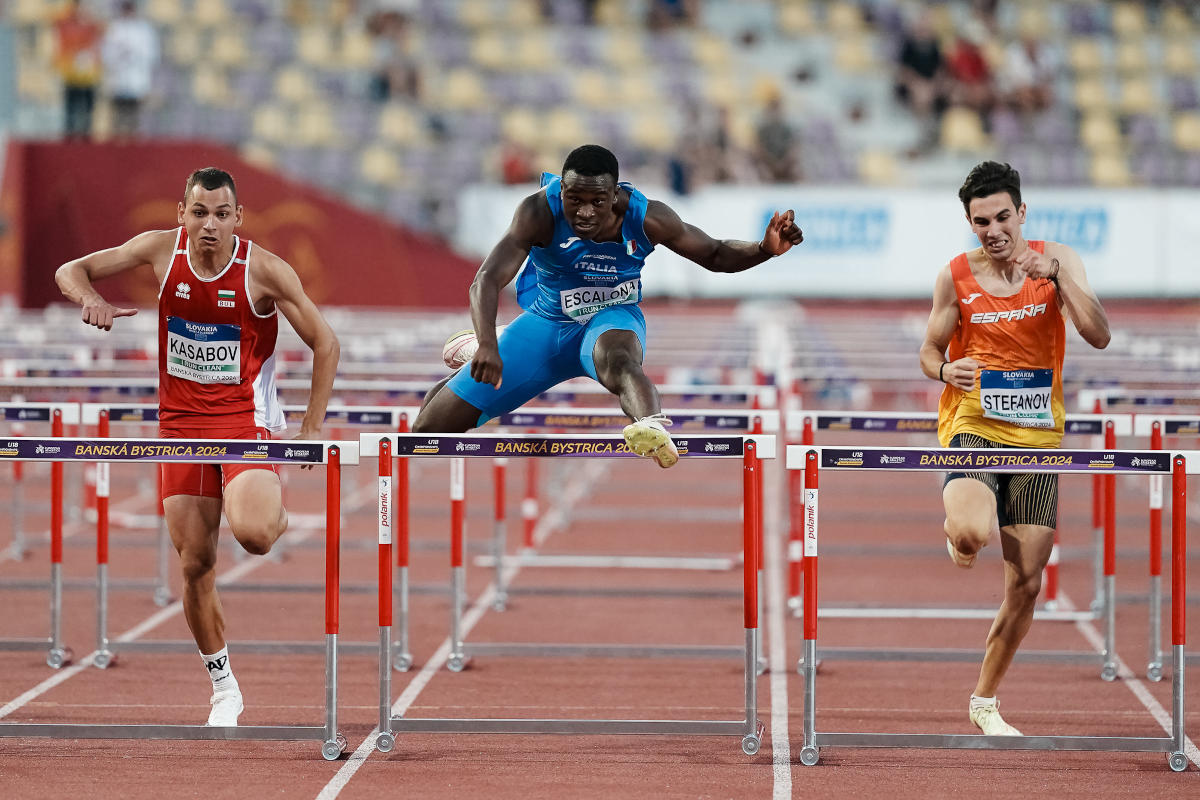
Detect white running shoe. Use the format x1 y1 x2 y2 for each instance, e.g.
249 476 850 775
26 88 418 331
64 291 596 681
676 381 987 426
622 414 678 469
969 699 1022 736
441 326 507 369
947 537 976 568
206 684 244 727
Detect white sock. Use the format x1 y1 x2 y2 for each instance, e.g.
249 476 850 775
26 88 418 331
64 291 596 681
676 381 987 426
970 694 997 710
200 646 238 692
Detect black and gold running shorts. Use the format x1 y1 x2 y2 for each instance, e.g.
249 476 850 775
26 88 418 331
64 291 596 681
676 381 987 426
943 432 1059 529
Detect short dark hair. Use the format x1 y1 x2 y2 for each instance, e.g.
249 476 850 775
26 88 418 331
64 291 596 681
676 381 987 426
562 145 619 182
184 167 237 204
958 161 1021 213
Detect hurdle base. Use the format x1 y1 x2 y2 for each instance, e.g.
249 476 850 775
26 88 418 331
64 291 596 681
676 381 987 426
389 716 752 737
0 723 329 742
110 639 381 656
795 606 1098 622
504 585 742 599
811 731 1180 753
799 647 1102 665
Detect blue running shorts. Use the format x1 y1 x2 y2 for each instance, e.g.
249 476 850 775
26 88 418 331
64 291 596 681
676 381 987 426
446 304 647 426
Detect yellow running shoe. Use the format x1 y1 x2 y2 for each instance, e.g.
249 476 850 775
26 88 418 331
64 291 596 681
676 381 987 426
622 414 678 469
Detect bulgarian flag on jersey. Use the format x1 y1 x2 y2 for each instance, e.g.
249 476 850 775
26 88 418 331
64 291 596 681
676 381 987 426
218 290 236 299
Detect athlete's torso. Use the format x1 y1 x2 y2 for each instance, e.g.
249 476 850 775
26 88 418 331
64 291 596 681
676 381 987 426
937 240 1065 447
157 227 285 431
515 173 655 324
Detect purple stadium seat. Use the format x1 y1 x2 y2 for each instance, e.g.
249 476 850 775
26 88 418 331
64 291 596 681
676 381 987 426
988 107 1026 148
1031 111 1077 147
1125 113 1164 147
1168 77 1199 111
1130 148 1170 184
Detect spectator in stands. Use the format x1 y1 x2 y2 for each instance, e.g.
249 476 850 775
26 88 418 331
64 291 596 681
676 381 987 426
894 12 947 150
997 31 1055 114
53 0 103 139
367 7 421 103
944 21 994 116
499 138 538 185
754 94 800 183
101 0 159 139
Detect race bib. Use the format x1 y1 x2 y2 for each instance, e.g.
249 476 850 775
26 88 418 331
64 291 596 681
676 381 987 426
980 368 1054 428
165 316 241 384
559 279 640 324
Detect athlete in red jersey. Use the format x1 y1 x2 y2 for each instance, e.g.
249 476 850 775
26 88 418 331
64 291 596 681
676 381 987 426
920 161 1109 737
56 168 339 726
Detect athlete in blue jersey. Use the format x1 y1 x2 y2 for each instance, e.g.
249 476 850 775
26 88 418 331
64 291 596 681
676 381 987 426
414 144 803 467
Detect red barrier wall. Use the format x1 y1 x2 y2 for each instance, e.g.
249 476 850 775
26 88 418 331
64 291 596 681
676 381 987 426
0 140 478 308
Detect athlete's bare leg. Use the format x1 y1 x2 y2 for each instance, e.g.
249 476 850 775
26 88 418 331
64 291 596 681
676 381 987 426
591 329 659 421
973 523 1055 696
223 469 288 556
412 383 485 433
164 494 225 654
942 476 997 557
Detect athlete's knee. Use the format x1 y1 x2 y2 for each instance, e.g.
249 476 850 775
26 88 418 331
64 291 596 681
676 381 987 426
1008 569 1043 605
178 547 218 584
944 517 990 555
593 346 640 385
231 519 281 556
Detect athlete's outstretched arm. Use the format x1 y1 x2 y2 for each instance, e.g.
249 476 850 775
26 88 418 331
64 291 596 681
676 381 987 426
55 230 175 330
252 251 340 441
1015 243 1109 350
644 201 803 273
466 193 553 387
920 264 981 392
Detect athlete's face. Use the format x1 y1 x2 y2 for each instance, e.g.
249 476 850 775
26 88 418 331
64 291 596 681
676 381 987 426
560 171 618 240
178 185 242 256
966 191 1025 263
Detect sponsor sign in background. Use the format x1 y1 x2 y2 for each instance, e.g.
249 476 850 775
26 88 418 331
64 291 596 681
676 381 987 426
458 185 1200 298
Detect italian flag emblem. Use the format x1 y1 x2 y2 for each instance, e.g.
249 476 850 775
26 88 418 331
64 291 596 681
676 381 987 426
218 290 236 299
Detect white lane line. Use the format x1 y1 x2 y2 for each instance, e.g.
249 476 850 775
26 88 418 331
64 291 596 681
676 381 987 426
316 461 607 799
1061 590 1199 767
0 480 373 720
764 460 792 797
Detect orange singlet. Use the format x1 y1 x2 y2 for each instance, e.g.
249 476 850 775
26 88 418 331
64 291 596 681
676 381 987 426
937 240 1065 448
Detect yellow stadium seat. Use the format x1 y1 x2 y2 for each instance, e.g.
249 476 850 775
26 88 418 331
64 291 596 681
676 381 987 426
239 141 277 170
1163 41 1197 76
940 107 989 152
274 66 315 105
1172 113 1200 153
1160 6 1195 37
542 109 588 152
1090 153 1132 187
194 0 231 28
593 0 631 27
377 104 423 146
441 69 488 110
1072 79 1112 112
501 108 540 146
616 72 661 109
833 37 875 74
692 34 731 70
858 150 898 185
1111 3 1147 38
1017 7 1051 39
573 69 621 110
168 29 202 67
340 30 376 71
458 0 493 30
512 33 553 72
1114 40 1149 76
470 32 509 71
1079 112 1122 153
503 0 541 28
779 2 816 35
296 25 335 68
359 145 402 185
192 69 231 105
628 113 674 153
295 106 338 148
251 105 291 145
1117 78 1157 115
700 73 741 108
1067 40 1106 75
827 1 863 34
211 32 249 69
727 114 757 150
12 0 50 26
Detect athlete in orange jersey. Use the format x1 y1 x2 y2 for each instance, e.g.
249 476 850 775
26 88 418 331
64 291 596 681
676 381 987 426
56 168 340 726
919 161 1109 736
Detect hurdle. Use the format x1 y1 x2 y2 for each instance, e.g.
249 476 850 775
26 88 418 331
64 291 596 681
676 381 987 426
365 432 769 756
1134 414 1200 682
788 444 1189 771
786 410 1132 622
0 435 353 759
1 402 79 563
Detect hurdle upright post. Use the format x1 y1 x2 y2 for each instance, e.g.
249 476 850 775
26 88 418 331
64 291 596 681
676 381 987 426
799 449 819 766
322 444 344 761
447 457 469 672
1168 454 1187 771
1101 419 1118 681
47 408 70 669
741 439 764 754
10 427 25 560
394 413 412 672
752 416 766 674
788 415 813 611
94 410 114 669
1090 398 1105 612
492 457 508 611
1147 421 1165 680
377 438 393 735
